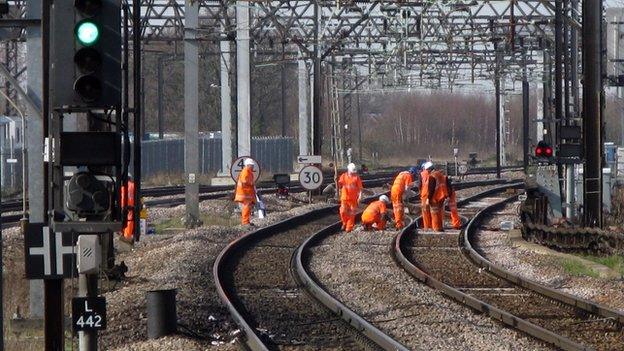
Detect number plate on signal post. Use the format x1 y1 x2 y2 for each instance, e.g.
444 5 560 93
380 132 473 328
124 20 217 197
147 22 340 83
299 165 323 190
72 297 106 332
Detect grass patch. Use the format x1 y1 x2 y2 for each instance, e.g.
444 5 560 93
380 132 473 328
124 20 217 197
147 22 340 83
581 255 624 277
152 213 238 233
560 258 599 278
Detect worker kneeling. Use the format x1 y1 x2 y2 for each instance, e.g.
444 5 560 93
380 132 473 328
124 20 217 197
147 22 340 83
391 167 417 229
362 195 391 231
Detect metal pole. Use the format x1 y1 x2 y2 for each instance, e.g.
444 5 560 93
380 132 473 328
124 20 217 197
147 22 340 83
236 1 251 157
582 0 603 227
220 35 233 175
495 61 502 179
184 0 200 226
43 0 65 348
523 66 530 172
544 45 552 144
78 274 98 350
281 42 287 137
355 74 363 163
312 1 322 156
133 0 142 240
555 0 563 145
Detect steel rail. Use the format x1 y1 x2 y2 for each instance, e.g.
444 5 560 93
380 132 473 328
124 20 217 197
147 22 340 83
212 177 501 349
214 206 336 350
291 179 514 351
392 184 612 351
463 197 624 326
294 212 410 351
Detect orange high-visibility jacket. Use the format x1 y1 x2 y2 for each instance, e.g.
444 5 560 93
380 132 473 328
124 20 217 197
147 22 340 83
391 171 413 197
234 166 256 202
120 180 135 209
419 169 431 200
362 200 387 222
431 170 449 203
338 172 363 202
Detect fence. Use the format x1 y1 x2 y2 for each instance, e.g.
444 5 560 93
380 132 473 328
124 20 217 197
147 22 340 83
0 137 295 193
139 136 294 179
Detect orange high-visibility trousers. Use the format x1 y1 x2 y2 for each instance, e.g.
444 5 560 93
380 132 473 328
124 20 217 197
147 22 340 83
241 201 254 225
449 192 461 229
340 200 358 232
420 198 432 229
430 201 444 232
391 192 405 229
361 214 387 231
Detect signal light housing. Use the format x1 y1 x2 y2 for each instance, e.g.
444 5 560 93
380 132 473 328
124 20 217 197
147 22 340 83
535 141 554 161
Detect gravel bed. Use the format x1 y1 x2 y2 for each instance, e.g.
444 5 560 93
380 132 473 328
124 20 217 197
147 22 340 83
307 187 550 351
103 196 333 351
476 201 624 313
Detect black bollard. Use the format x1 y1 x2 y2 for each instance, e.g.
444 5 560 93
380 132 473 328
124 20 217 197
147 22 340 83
147 289 178 339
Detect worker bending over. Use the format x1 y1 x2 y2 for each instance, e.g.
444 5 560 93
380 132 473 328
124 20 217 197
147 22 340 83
447 177 462 229
362 195 391 231
427 168 450 232
337 163 363 232
234 158 257 226
419 162 434 229
391 167 418 229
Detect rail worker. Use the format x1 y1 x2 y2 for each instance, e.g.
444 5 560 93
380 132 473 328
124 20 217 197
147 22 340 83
120 178 135 243
337 163 363 232
391 167 418 229
361 195 391 231
419 161 434 229
428 168 450 232
447 177 462 230
234 158 257 226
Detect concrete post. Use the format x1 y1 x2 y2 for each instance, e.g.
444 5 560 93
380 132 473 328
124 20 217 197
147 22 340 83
26 0 44 319
184 0 200 226
236 1 251 157
298 59 309 157
220 36 233 175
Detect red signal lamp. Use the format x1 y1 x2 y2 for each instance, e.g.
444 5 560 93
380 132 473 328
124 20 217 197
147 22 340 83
535 142 553 158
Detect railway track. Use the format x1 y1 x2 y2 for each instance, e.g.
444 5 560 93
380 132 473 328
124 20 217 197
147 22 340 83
213 195 397 350
213 179 512 350
395 185 624 351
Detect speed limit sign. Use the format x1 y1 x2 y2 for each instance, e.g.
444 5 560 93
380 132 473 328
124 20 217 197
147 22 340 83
230 156 261 182
299 165 323 190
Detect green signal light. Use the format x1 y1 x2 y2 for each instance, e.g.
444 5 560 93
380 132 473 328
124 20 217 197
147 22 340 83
75 20 100 46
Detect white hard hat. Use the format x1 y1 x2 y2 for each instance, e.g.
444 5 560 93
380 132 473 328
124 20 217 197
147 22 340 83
379 195 390 204
422 161 434 170
347 163 357 173
243 158 255 167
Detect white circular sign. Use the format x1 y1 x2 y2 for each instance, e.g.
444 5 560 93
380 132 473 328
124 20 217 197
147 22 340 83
299 165 324 190
230 156 261 182
458 164 468 175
